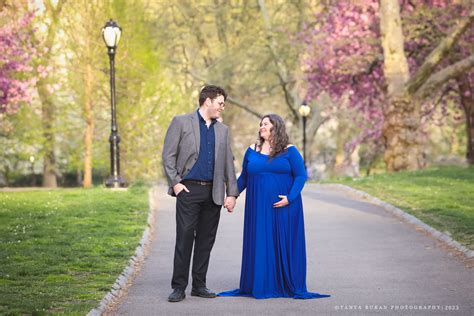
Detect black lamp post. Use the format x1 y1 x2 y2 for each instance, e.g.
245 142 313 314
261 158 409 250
299 101 311 170
102 19 126 188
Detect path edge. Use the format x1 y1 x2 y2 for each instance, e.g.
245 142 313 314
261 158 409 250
86 186 159 316
321 183 473 259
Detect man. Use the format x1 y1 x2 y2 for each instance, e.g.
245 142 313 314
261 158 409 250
162 85 238 302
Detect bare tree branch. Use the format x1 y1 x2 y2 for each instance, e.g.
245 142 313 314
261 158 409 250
406 9 474 95
308 116 329 140
417 55 474 100
257 0 299 119
187 70 263 118
226 96 264 119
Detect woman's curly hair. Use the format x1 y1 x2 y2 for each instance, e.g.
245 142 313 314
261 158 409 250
256 114 290 159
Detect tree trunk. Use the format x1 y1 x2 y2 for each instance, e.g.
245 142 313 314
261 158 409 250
457 74 474 165
380 0 424 171
382 96 424 171
34 1 65 188
76 164 83 186
333 118 357 176
38 80 57 187
83 63 94 187
349 145 360 177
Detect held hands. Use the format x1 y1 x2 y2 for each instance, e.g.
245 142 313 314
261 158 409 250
273 195 289 208
173 183 189 196
224 196 236 213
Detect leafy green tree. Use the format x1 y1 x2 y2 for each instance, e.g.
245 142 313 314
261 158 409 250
151 0 327 168
60 0 109 187
30 0 67 187
105 0 189 181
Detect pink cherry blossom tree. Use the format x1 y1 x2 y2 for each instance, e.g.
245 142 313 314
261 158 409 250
302 0 473 170
0 7 35 115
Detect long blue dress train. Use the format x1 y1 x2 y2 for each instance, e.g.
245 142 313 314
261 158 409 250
218 146 330 299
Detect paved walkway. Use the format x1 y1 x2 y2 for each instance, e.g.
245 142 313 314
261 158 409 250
116 184 473 315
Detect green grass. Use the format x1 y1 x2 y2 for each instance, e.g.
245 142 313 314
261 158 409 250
0 185 149 315
329 166 474 251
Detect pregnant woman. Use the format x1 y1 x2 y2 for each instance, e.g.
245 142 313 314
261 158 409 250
219 114 330 299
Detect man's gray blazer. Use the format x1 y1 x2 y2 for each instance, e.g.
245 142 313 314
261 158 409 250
162 111 239 205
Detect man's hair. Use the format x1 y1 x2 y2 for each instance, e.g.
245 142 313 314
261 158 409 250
199 85 227 106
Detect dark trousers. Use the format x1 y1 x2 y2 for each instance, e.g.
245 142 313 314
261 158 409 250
171 182 221 290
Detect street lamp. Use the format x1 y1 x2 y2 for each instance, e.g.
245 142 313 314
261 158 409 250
298 101 311 170
102 19 126 188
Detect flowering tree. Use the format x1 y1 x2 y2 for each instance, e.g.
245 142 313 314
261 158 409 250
302 0 474 170
0 8 35 115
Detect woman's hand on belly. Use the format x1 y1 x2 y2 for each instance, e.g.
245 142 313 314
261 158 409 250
273 195 289 208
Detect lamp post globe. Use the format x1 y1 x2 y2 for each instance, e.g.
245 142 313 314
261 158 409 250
102 19 126 188
298 102 311 170
102 19 122 51
298 102 311 118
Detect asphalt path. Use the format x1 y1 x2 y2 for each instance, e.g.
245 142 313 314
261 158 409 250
116 184 473 315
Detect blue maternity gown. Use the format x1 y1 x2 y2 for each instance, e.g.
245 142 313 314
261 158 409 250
219 146 330 299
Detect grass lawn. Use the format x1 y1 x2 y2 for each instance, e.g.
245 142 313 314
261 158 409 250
0 185 149 315
329 166 474 251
